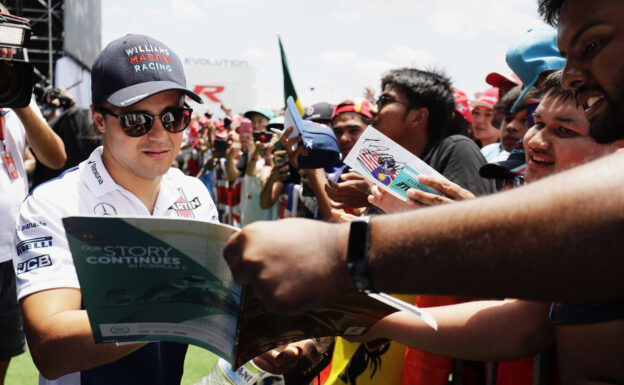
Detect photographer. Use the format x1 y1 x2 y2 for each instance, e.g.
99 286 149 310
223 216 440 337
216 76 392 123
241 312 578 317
0 7 66 383
240 123 279 226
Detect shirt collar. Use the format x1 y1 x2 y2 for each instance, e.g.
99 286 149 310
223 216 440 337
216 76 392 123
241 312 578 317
80 147 120 198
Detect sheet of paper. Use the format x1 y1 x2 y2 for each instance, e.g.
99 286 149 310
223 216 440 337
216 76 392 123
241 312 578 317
343 126 448 201
367 292 438 330
283 96 303 148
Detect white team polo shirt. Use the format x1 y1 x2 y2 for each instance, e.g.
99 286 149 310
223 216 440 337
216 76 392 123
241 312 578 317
14 146 218 302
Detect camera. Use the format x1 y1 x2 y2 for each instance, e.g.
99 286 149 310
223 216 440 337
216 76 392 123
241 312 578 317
0 10 34 108
33 85 76 110
214 137 227 154
253 130 274 143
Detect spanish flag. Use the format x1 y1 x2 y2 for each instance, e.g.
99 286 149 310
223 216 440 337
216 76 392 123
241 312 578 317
278 36 304 116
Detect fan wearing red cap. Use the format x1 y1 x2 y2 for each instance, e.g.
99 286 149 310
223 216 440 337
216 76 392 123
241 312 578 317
331 98 373 159
470 88 500 148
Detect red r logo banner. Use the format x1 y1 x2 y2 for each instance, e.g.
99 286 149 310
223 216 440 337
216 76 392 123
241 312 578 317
193 85 225 103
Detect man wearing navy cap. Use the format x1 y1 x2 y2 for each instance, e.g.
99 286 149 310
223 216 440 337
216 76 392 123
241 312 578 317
13 34 217 385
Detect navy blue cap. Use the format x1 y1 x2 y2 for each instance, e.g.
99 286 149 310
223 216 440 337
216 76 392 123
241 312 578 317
91 34 203 107
298 121 341 169
479 140 526 179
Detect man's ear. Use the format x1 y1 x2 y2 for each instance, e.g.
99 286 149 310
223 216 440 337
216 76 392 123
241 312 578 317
409 107 429 128
91 105 106 134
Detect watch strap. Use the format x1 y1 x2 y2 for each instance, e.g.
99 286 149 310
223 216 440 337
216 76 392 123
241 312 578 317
346 216 375 293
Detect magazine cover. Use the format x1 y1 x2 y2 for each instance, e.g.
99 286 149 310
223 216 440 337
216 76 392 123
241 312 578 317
343 126 448 201
63 216 407 368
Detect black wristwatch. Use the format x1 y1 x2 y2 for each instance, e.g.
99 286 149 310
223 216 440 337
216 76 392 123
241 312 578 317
346 216 375 293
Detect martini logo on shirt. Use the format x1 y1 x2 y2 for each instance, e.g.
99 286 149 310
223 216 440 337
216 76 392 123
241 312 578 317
170 197 201 217
16 236 53 256
16 254 52 274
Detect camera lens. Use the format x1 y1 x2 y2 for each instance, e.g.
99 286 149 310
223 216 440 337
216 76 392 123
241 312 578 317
0 59 34 108
0 62 19 99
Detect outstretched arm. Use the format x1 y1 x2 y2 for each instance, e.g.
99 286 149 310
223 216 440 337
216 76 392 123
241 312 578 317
225 151 624 313
350 300 553 362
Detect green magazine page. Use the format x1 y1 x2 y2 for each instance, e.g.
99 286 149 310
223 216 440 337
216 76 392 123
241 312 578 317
63 216 241 362
63 215 422 369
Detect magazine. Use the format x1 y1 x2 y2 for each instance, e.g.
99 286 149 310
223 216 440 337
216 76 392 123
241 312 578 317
282 96 303 147
62 215 434 368
343 125 449 201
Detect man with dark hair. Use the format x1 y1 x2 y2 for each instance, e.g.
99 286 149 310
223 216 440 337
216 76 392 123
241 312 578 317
374 68 493 196
378 68 454 142
224 0 624 344
13 34 218 385
480 85 534 166
537 0 566 26
330 98 372 160
326 69 493 212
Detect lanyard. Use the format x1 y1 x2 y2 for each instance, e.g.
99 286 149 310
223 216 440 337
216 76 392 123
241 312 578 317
0 113 5 145
0 111 19 180
0 109 9 148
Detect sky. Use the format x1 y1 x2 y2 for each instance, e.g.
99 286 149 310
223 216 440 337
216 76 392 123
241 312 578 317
102 0 550 113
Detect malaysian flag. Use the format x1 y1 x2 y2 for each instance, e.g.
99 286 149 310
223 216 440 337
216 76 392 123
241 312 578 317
357 148 401 186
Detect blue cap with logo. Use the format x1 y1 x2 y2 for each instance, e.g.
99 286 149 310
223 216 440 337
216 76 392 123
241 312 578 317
298 121 341 169
507 27 566 112
479 139 526 179
91 34 203 107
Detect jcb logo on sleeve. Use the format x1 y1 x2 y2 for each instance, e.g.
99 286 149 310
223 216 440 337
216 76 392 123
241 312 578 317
16 254 52 275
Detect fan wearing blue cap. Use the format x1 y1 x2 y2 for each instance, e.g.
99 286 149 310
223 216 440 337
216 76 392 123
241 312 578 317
506 27 566 113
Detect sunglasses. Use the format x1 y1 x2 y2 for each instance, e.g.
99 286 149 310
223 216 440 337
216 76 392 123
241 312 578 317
375 95 410 111
98 105 193 137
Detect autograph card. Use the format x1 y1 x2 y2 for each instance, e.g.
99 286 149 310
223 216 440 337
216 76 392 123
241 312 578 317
282 96 303 148
343 126 447 201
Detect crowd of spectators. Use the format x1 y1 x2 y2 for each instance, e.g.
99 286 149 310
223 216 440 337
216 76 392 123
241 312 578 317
3 0 623 384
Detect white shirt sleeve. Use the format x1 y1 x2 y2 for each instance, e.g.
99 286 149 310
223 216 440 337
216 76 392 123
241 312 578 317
13 194 80 301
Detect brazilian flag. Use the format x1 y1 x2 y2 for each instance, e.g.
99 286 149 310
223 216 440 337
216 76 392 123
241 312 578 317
278 36 304 116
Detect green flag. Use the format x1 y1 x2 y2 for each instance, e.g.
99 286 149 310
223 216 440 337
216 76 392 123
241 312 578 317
278 36 304 116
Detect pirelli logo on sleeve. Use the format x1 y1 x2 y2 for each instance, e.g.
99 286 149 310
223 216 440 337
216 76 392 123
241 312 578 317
16 236 53 256
16 254 52 275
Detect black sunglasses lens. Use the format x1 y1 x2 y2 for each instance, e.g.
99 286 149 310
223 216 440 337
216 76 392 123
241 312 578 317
161 111 177 131
376 96 388 110
162 108 191 133
120 112 152 137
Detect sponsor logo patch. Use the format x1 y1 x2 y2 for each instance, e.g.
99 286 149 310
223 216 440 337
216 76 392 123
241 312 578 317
16 236 53 256
88 161 104 185
16 254 52 274
94 203 117 216
16 221 47 232
170 197 201 217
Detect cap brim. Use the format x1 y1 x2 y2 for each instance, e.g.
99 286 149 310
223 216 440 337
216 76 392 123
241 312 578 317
509 78 537 113
106 80 203 107
469 100 494 109
486 72 519 90
479 159 526 179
